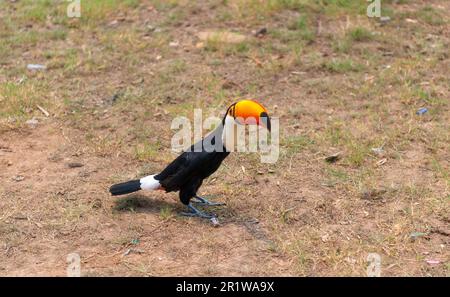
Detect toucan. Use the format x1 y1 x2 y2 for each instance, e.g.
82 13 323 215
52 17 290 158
109 99 271 219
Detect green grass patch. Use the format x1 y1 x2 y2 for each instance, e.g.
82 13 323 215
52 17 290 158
430 158 450 186
324 58 364 73
332 38 352 54
287 15 315 42
347 27 373 42
159 206 174 220
282 135 314 155
416 6 445 26
134 140 163 161
82 0 140 21
324 167 350 187
0 81 48 123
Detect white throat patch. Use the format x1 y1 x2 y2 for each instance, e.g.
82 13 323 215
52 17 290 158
222 115 246 152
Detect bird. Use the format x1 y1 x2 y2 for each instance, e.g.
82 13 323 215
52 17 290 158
109 99 271 219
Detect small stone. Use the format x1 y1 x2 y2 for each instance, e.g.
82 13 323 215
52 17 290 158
379 16 391 23
210 217 220 227
426 259 440 265
371 147 384 155
67 162 84 168
26 118 39 128
12 175 25 182
416 107 428 115
27 64 46 71
325 152 341 163
254 27 267 37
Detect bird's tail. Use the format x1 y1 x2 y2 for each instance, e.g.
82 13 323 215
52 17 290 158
109 179 141 195
109 174 161 196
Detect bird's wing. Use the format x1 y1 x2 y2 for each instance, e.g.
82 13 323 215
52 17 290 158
155 150 217 191
155 125 228 192
155 124 227 192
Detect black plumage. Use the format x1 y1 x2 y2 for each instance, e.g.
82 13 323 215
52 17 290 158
109 110 231 208
109 100 270 219
155 123 229 205
110 179 141 195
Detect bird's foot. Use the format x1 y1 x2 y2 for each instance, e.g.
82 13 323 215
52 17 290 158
180 204 216 219
192 195 226 206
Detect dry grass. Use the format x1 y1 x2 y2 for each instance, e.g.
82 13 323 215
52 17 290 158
0 0 448 276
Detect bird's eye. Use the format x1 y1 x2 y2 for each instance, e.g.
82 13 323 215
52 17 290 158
228 105 236 117
260 111 271 132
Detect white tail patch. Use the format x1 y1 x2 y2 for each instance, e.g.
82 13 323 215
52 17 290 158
140 174 161 190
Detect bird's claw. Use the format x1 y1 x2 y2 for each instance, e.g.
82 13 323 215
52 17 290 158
180 204 216 219
192 195 226 206
192 201 225 206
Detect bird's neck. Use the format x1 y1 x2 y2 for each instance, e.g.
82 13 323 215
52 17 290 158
221 115 236 152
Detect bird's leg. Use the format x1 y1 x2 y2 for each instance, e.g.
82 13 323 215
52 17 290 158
192 195 225 206
180 204 216 219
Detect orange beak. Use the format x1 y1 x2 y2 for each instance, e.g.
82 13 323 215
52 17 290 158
228 99 271 132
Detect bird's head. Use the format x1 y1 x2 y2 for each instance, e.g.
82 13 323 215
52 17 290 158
226 99 271 132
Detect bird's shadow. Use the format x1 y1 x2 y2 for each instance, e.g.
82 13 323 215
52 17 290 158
113 194 237 225
113 194 179 214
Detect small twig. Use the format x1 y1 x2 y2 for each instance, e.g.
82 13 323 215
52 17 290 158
36 105 49 117
246 55 263 67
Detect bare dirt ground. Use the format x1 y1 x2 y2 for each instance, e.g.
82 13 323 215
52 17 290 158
0 0 448 276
